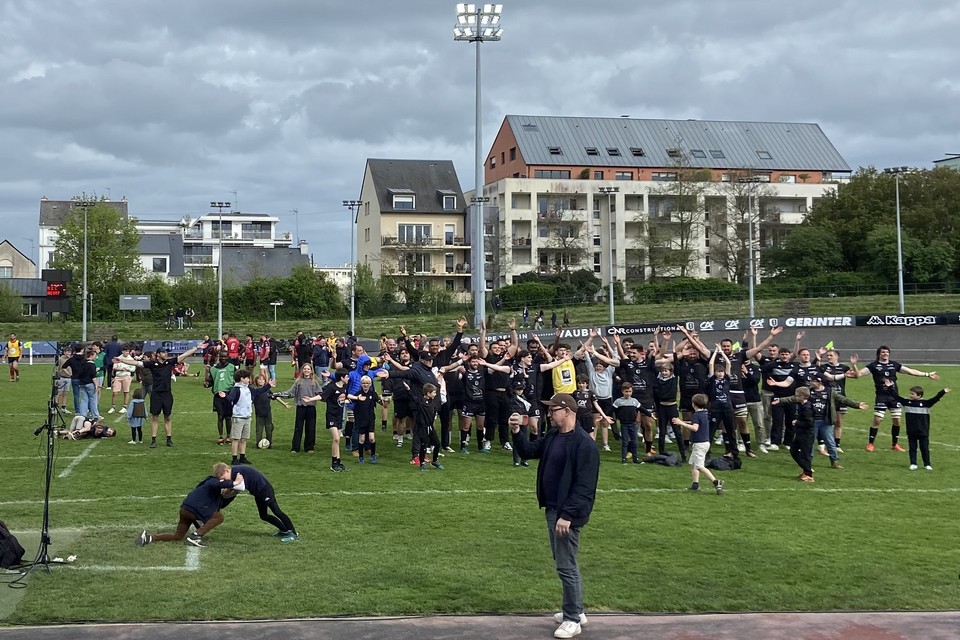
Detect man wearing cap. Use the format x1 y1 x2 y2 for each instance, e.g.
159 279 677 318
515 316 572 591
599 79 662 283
116 340 207 448
510 393 599 639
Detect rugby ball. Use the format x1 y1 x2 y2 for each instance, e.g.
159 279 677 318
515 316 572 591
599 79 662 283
257 438 270 449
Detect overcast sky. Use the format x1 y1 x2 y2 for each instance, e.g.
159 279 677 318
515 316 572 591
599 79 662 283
1 0 957 268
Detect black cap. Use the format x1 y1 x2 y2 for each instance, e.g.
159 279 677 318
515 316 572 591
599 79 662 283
418 350 434 361
511 379 526 390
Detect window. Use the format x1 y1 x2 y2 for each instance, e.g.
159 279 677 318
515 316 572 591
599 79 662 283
445 253 455 273
778 174 796 184
704 236 710 248
704 254 711 275
585 147 599 156
152 258 167 273
445 224 455 245
443 195 457 209
47 251 56 267
757 150 773 160
501 151 505 165
630 147 645 157
690 149 707 159
398 253 431 273
521 123 538 132
22 303 39 317
539 226 548 238
445 279 455 291
0 266 11 278
510 147 517 161
484 223 496 237
364 202 370 217
398 224 431 243
709 149 725 159
721 174 730 182
364 228 370 242
615 171 634 181
393 194 415 209
533 170 571 179
593 209 600 220
594 170 603 180
666 148 682 158
212 221 232 238
548 146 562 155
652 172 678 181
489 156 496 168
593 252 602 274
606 147 620 156
593 232 601 247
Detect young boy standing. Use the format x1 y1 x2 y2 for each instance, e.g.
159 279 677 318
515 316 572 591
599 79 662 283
774 386 816 482
672 393 724 494
612 383 641 464
224 370 274 465
410 382 443 470
884 379 951 470
348 375 382 464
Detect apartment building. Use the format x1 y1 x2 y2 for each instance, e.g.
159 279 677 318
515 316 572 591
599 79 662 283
357 159 471 297
38 199 306 284
482 115 851 286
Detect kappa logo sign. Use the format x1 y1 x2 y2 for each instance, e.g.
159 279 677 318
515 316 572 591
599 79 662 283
866 315 938 327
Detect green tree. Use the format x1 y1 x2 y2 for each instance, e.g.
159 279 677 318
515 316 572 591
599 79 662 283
278 264 344 318
52 196 143 317
0 281 22 321
763 226 844 279
864 226 954 284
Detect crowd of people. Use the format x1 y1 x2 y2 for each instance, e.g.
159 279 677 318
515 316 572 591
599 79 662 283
45 320 951 482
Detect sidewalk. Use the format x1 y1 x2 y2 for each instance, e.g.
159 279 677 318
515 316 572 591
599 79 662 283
2 611 958 640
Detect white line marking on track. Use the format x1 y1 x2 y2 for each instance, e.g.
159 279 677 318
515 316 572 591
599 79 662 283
185 545 201 570
56 441 99 478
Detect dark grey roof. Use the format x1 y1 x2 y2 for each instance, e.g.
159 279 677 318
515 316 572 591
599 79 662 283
39 199 129 226
138 234 184 277
2 277 45 297
505 115 851 172
363 159 466 213
221 247 309 286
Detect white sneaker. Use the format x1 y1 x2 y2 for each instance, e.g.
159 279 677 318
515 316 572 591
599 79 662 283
554 620 581 638
758 444 768 454
602 445 611 451
835 447 844 454
482 440 492 452
737 443 746 452
502 442 513 451
766 443 780 451
120 407 127 414
108 407 116 414
714 435 724 445
762 439 771 446
818 443 826 453
925 465 933 471
128 440 137 445
909 464 918 471
396 439 404 448
553 612 588 626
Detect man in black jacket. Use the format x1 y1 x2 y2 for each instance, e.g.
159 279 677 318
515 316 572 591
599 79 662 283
511 393 599 639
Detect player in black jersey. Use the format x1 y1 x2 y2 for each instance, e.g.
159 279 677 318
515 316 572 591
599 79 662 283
819 348 855 453
852 346 939 452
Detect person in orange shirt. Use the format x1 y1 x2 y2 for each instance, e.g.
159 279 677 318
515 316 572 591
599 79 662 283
3 333 23 382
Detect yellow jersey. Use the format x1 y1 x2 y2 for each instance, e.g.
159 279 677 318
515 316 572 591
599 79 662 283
6 340 22 359
551 360 576 394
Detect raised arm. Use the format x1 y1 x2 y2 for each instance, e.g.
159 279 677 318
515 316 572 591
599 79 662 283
899 366 939 380
176 341 208 363
745 325 784 360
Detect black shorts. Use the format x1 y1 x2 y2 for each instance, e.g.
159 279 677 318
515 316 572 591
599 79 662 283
679 392 697 413
150 391 174 417
394 401 412 420
462 399 486 417
326 415 341 429
244 358 255 368
639 402 655 418
7 357 19 364
213 393 231 416
356 421 376 435
577 414 595 433
596 397 614 417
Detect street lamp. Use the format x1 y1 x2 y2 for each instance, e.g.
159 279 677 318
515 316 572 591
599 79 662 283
343 200 362 336
598 186 619 323
737 173 766 318
210 201 231 338
883 166 909 314
454 2 503 329
291 208 299 245
74 197 96 342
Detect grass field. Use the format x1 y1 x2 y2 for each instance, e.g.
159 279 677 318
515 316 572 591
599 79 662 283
2 361 960 624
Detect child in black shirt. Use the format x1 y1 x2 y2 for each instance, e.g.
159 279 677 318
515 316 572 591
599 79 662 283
884 379 950 470
348 375 382 464
410 382 443 470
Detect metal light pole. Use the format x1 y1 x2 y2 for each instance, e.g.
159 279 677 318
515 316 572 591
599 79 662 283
883 167 908 314
291 208 300 245
343 200 362 336
599 186 618 323
210 201 231 338
455 2 503 329
747 191 755 317
74 197 95 342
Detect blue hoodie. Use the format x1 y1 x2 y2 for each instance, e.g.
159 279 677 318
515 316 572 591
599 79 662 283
346 354 387 408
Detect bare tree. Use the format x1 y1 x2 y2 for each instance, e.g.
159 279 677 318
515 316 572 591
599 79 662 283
536 187 589 283
645 151 710 278
707 170 776 283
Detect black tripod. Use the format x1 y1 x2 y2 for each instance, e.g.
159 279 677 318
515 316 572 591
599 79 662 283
10 342 70 585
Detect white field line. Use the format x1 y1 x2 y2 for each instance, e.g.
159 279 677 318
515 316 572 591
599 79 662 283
4 485 960 509
56 441 99 478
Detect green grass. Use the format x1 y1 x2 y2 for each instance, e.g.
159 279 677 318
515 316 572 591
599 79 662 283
2 363 960 623
4 292 960 340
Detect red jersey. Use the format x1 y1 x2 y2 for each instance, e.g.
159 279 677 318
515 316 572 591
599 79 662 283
244 339 255 361
226 337 241 359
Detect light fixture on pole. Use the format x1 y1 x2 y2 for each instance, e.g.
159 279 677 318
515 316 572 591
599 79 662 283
210 201 231 338
454 2 503 329
882 166 909 314
598 186 619 324
343 200 362 336
737 173 767 318
270 300 284 323
74 196 96 342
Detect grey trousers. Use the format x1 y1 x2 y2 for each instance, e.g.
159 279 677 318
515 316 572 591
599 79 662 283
546 508 583 623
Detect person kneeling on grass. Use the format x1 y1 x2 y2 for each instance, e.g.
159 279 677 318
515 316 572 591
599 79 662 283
672 393 723 495
57 415 116 440
220 464 299 542
136 462 243 548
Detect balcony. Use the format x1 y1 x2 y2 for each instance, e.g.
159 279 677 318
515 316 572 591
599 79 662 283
511 237 532 247
537 209 588 223
382 236 456 249
184 255 214 265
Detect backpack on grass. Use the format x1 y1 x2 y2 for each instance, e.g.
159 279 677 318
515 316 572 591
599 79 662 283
0 520 26 569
